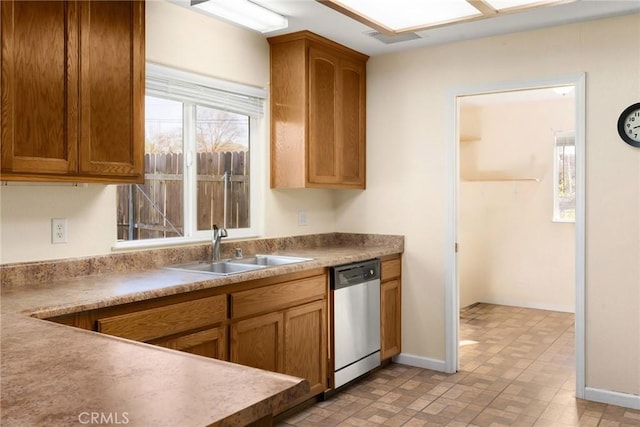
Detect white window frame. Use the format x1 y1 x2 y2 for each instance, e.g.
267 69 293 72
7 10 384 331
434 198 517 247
114 64 265 250
552 130 576 223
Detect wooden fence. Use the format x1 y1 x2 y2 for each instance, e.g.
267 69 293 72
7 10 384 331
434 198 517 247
117 151 249 240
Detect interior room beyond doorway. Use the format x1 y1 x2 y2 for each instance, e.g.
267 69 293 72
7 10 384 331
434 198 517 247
458 87 576 313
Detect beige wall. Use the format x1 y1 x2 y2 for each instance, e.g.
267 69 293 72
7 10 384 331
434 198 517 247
459 99 575 311
0 0 336 264
335 14 640 396
0 184 117 263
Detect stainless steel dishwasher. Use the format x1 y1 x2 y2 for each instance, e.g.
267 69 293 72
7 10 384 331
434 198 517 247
331 259 381 389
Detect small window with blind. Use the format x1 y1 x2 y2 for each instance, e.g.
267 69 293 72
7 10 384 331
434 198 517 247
115 63 265 247
553 131 576 222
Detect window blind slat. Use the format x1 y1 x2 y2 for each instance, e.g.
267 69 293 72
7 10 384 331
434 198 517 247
146 63 265 117
555 136 575 147
554 131 575 147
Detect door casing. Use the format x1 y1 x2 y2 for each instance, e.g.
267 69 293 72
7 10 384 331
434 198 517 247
444 73 586 398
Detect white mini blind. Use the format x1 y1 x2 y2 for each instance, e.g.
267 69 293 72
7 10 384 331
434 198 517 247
146 62 266 117
555 131 575 147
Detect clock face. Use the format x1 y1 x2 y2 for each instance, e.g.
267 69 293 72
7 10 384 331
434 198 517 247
618 103 640 147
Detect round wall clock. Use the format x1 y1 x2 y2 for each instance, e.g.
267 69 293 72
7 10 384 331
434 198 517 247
617 102 640 147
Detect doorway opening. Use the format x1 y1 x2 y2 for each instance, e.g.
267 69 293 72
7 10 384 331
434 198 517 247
445 75 586 398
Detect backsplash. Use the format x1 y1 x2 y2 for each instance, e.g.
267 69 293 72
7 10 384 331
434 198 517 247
0 233 403 288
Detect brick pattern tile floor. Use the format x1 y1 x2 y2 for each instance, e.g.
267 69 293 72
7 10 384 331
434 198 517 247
276 303 640 426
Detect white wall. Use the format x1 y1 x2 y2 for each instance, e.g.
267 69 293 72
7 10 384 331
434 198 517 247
0 0 336 264
459 99 575 312
335 14 640 397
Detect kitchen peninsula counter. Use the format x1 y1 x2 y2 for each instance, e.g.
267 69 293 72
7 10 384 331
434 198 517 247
1 312 308 426
0 233 404 426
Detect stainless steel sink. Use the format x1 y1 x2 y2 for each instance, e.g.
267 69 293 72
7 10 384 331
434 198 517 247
231 254 313 266
165 255 312 276
165 261 265 276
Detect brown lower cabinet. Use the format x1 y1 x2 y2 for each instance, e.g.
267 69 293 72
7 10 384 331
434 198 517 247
231 311 284 372
380 256 402 360
230 274 327 397
283 300 326 396
46 268 330 406
153 326 227 360
46 260 401 408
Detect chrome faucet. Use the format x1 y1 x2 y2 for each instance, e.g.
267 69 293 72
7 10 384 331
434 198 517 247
211 225 228 262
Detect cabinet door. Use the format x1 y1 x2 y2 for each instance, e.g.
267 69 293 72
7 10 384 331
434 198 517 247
339 57 366 187
308 46 338 185
381 278 401 360
230 312 284 372
78 0 144 181
155 326 227 361
284 300 327 395
1 0 79 176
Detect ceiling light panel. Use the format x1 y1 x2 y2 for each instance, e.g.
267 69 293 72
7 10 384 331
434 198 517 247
328 0 482 32
191 0 288 33
483 0 565 11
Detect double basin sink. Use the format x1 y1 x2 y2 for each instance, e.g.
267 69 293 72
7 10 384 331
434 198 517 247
165 254 313 276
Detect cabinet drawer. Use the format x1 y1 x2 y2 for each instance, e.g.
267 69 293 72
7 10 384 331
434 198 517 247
381 258 401 281
231 275 326 319
97 295 227 342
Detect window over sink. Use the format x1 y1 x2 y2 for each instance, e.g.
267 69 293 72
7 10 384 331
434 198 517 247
115 63 265 247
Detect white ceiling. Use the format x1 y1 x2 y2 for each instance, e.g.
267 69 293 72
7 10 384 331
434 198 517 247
253 0 640 56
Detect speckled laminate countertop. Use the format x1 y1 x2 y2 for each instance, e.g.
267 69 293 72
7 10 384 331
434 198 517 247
0 233 403 427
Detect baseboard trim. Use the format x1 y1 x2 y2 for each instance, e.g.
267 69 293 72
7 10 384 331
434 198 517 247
584 387 640 410
469 298 575 314
394 357 640 410
393 353 446 372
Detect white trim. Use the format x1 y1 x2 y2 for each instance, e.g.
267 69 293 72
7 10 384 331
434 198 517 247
111 234 259 252
584 387 640 410
573 73 586 399
183 103 196 238
248 116 265 236
394 353 447 372
551 218 575 224
445 89 459 374
445 73 587 394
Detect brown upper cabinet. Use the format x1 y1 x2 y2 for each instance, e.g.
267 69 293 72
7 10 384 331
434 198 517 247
268 31 368 189
1 0 145 183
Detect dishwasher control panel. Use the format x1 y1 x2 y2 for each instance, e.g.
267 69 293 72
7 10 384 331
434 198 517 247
330 259 380 290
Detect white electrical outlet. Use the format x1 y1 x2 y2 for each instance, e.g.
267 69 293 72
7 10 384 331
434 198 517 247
51 218 67 244
297 210 308 226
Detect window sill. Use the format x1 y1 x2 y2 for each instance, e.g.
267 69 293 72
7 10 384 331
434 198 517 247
552 218 575 224
112 232 261 252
